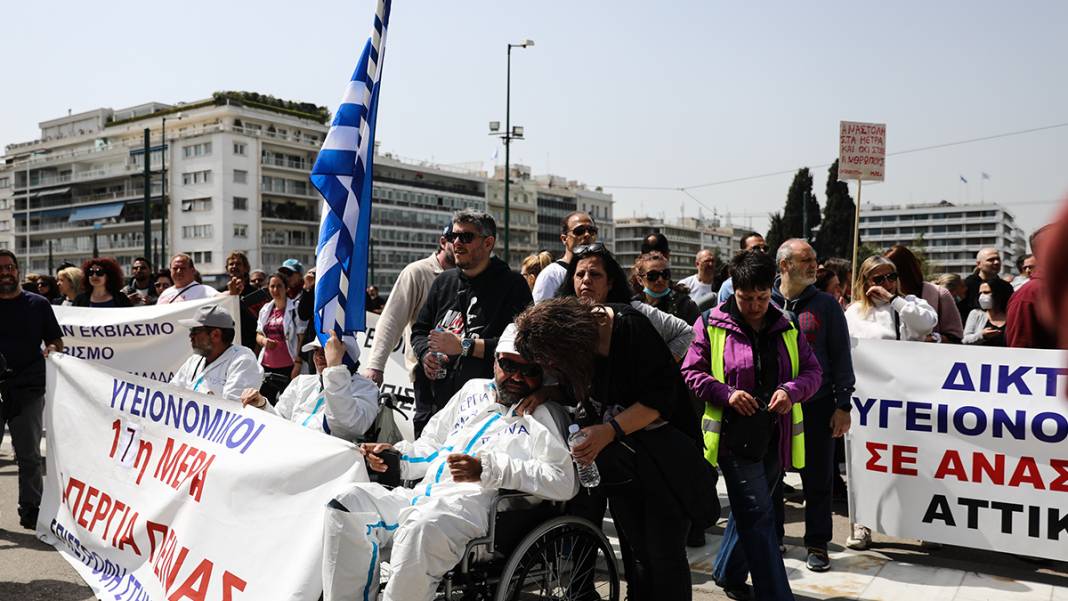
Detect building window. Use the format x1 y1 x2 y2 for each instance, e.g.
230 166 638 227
233 196 248 210
182 142 212 158
233 169 248 184
0 177 9 189
189 250 212 264
233 142 247 156
181 224 214 239
180 197 212 212
0 220 10 232
233 224 248 238
181 170 211 185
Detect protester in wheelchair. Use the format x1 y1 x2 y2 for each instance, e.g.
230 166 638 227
322 324 577 601
239 331 380 442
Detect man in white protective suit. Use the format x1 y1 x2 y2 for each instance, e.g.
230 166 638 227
240 331 380 441
322 324 577 601
170 304 262 401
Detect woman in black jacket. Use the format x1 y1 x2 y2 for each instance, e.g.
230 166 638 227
73 257 132 308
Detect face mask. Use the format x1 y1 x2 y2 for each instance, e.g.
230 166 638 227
643 286 671 299
978 294 993 310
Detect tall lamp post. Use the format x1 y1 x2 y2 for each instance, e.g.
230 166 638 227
489 39 533 266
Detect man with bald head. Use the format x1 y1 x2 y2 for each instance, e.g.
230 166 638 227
961 247 1002 316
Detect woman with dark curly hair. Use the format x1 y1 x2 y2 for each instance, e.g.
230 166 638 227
74 257 131 308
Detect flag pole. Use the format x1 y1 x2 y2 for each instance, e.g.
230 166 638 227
850 178 863 288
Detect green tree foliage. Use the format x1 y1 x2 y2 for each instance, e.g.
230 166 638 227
765 212 786 253
779 168 821 246
815 160 858 261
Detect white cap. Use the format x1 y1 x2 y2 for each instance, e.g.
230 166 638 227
568 424 580 434
301 333 361 362
496 323 518 356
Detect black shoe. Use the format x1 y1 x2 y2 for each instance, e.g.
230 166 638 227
806 547 831 572
719 583 753 601
18 506 39 530
686 528 706 548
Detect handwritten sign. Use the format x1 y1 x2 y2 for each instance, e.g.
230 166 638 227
839 121 886 181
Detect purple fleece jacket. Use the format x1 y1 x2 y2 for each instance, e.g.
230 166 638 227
681 305 823 468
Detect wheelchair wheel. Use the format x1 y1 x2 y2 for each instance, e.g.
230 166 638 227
494 515 619 601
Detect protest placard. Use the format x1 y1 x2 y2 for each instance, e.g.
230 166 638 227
839 120 887 181
37 354 368 600
849 339 1068 560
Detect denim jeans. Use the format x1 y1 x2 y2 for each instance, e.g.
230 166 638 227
713 448 794 601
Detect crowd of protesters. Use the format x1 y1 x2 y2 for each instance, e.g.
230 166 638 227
0 202 1062 601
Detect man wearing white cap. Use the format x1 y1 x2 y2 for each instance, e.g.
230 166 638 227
321 324 576 601
170 304 262 401
240 331 379 441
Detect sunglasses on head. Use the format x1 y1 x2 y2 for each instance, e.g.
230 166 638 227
871 272 899 286
497 357 542 378
87 267 106 277
444 231 479 244
643 269 671 282
573 242 607 258
570 225 598 237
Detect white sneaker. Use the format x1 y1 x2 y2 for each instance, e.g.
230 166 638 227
845 525 871 550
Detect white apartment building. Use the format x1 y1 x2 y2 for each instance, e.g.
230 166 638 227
614 216 702 279
487 165 539 270
677 215 747 262
371 153 487 295
576 186 615 253
858 200 1027 276
0 93 329 281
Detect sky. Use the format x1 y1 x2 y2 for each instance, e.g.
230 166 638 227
3 0 1066 236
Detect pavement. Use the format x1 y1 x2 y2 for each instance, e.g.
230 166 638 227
2 432 1066 600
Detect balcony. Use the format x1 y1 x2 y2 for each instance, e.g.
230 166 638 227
262 200 318 223
261 155 310 171
232 125 321 148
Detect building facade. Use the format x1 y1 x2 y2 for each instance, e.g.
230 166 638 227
576 186 615 253
486 165 538 270
0 94 329 282
370 153 486 295
858 200 1027 276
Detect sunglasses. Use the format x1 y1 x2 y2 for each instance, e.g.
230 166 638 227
497 357 542 379
444 231 480 244
749 244 769 253
870 272 899 286
574 242 608 258
570 225 598 237
643 269 671 282
87 268 106 277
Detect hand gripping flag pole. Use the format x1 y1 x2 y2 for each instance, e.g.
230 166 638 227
309 0 392 363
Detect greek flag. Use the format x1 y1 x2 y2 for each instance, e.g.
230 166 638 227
310 0 392 355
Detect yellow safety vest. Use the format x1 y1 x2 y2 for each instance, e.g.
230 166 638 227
701 322 805 469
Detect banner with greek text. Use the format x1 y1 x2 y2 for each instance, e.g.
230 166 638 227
53 295 241 383
849 339 1068 560
38 354 367 600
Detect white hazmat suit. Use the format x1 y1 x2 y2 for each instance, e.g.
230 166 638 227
170 344 262 401
266 365 380 441
323 378 577 601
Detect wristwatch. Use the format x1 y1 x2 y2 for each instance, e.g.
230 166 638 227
461 338 475 358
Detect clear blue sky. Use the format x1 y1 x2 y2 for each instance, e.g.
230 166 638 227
3 0 1065 236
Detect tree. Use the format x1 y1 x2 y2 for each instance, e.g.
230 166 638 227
776 168 821 248
815 160 858 261
765 212 786 253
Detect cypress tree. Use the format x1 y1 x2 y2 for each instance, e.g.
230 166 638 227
815 160 858 260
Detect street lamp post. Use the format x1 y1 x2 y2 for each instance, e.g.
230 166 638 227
491 39 533 266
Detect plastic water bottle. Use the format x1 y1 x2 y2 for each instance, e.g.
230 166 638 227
431 352 449 380
568 424 601 488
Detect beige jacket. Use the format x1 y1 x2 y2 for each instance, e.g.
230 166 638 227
366 253 444 379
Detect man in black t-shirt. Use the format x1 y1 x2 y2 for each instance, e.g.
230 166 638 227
0 250 63 529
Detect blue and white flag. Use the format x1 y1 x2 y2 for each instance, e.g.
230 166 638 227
310 0 392 355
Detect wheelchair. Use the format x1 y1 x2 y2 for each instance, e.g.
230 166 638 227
367 398 622 601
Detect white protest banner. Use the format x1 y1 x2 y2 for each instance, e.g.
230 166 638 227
354 311 416 441
849 339 1068 560
38 354 367 600
53 295 241 383
838 120 886 181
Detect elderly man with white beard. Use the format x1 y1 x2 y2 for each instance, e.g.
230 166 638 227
321 324 576 601
770 239 856 572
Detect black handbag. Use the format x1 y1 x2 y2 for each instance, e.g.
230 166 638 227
722 402 774 461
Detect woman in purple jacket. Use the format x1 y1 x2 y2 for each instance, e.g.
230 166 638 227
682 250 822 601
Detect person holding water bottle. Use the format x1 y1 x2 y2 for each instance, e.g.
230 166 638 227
514 297 717 601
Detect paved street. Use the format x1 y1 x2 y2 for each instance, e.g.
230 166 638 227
2 433 1066 600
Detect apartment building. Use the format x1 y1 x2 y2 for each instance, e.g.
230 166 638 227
614 216 703 279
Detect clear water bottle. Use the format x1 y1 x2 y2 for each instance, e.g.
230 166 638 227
431 352 449 380
568 424 601 488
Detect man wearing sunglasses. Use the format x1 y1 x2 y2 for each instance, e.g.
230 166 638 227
323 325 575 601
411 210 533 436
170 304 263 401
531 211 598 303
120 257 158 305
